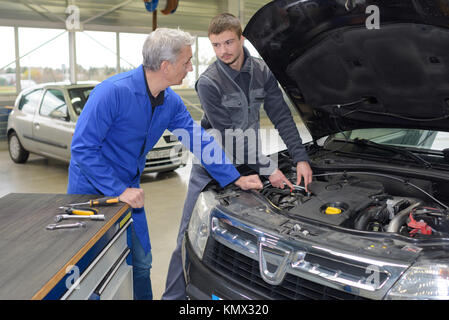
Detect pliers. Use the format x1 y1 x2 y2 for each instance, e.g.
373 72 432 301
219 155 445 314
59 206 99 216
58 197 120 216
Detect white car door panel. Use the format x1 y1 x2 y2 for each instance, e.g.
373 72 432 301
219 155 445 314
32 89 74 161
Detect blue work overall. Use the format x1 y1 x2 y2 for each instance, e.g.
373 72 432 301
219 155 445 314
68 65 240 299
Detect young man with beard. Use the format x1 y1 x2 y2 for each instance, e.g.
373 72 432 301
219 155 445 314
162 14 312 300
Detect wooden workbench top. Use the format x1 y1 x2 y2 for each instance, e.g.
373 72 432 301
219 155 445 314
0 193 130 300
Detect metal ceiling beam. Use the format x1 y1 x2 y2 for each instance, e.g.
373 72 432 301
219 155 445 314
81 0 134 25
18 0 66 23
0 0 228 35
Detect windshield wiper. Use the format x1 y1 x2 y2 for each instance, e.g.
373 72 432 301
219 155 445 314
349 138 432 168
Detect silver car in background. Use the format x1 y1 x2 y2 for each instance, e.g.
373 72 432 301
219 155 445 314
6 82 186 173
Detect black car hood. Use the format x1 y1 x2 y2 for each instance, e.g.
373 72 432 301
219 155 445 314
244 0 449 140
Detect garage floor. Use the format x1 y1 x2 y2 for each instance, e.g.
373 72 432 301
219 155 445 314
0 119 310 300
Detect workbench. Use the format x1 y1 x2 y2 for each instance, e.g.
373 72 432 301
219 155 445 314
0 193 133 300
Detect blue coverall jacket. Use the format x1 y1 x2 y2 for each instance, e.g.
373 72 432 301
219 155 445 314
67 65 240 254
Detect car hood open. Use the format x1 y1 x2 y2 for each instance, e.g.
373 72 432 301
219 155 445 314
243 0 449 140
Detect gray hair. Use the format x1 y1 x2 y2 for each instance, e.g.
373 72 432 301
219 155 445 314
142 28 195 71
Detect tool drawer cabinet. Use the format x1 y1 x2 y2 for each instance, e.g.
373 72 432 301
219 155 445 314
0 193 133 300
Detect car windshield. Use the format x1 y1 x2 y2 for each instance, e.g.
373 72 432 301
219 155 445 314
68 87 94 116
333 128 449 151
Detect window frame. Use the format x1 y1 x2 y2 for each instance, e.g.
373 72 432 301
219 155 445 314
18 88 44 115
38 88 69 121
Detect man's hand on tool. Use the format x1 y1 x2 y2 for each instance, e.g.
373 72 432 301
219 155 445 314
119 187 145 208
269 168 294 190
234 175 263 191
296 161 313 192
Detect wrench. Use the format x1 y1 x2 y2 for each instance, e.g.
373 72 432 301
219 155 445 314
46 222 86 230
285 184 313 196
54 214 105 223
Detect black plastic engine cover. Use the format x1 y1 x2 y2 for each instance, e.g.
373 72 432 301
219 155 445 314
288 179 385 226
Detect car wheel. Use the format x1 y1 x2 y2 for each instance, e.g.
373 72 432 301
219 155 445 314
8 132 29 163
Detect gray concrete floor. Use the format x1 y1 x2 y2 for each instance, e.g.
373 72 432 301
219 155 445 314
0 117 310 300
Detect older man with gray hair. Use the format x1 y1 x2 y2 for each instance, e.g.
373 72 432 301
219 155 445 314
68 27 263 300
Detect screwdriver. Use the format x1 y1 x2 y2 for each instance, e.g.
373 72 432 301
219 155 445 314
67 197 120 207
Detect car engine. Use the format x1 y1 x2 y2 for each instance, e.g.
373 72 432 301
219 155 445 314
260 170 449 239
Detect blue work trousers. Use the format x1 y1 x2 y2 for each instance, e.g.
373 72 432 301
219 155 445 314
162 164 212 300
130 224 153 300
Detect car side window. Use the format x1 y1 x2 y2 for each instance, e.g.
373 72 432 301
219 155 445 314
40 89 69 121
18 89 43 115
68 87 93 116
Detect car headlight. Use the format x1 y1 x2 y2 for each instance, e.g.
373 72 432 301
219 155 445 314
386 262 449 299
187 190 219 260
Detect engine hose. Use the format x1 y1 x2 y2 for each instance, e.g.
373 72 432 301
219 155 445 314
354 204 387 231
386 201 422 233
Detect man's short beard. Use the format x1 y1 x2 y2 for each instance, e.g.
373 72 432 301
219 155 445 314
223 53 240 66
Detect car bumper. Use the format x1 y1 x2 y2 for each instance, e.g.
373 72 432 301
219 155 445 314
143 159 184 173
143 147 186 173
183 234 268 300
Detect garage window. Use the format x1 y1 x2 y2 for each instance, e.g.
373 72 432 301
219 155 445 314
40 89 68 120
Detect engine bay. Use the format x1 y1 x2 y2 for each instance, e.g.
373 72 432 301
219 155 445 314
259 169 449 239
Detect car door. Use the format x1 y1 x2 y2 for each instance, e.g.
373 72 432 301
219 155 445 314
32 88 75 161
12 89 44 152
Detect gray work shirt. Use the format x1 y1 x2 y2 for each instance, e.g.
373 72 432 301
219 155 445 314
196 46 309 175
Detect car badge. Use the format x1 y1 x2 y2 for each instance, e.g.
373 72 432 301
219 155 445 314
258 237 305 285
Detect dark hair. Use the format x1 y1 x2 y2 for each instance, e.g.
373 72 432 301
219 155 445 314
208 13 242 37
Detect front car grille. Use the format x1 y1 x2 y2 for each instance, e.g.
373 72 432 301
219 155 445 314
203 239 367 300
205 209 409 300
145 146 184 167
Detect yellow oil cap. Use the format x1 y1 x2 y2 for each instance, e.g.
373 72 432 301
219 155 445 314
325 207 342 215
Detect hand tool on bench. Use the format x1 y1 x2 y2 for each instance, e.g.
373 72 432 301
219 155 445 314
54 214 105 223
46 222 86 230
59 206 99 216
64 197 120 208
